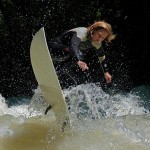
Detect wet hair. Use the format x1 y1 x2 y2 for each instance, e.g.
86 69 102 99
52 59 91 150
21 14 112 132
87 20 116 43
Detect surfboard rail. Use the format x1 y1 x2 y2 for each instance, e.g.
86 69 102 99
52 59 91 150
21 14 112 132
30 27 70 125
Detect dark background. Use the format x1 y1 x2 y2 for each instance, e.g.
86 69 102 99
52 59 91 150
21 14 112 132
0 0 150 98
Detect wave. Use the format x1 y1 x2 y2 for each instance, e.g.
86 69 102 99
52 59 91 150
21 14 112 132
0 83 150 150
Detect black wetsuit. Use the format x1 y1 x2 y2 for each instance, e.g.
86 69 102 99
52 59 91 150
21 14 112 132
49 27 109 71
48 27 109 87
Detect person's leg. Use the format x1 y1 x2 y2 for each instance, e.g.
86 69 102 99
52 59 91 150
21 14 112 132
48 41 71 62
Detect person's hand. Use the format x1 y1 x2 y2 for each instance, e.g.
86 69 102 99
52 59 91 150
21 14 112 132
77 60 89 71
104 72 112 83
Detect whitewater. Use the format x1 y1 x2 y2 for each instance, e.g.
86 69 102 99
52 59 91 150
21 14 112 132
0 83 150 150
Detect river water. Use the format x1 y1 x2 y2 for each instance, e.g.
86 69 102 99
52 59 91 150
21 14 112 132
0 83 150 150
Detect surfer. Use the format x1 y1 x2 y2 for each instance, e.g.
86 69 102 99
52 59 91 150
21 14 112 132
48 20 116 83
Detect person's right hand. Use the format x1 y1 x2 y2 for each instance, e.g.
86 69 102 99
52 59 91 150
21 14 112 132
77 60 89 71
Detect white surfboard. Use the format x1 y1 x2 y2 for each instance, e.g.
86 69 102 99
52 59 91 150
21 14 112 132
30 27 70 125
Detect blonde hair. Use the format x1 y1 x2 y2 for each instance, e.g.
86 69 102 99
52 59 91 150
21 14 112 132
87 20 116 42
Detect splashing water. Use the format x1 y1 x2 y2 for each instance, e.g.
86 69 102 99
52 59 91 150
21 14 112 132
63 83 149 119
0 83 150 150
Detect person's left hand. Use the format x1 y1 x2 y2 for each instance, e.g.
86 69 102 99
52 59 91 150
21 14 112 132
104 72 112 83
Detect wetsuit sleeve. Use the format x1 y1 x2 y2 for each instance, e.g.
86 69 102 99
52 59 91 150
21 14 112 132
96 47 109 73
70 32 84 61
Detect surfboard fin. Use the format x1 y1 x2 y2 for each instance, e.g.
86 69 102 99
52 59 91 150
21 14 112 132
44 105 52 115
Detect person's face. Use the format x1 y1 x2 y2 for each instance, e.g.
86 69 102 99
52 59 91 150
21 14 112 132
91 28 109 43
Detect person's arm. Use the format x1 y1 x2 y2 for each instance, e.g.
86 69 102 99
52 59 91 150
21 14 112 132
96 47 112 83
101 59 112 83
70 32 88 71
70 32 84 61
